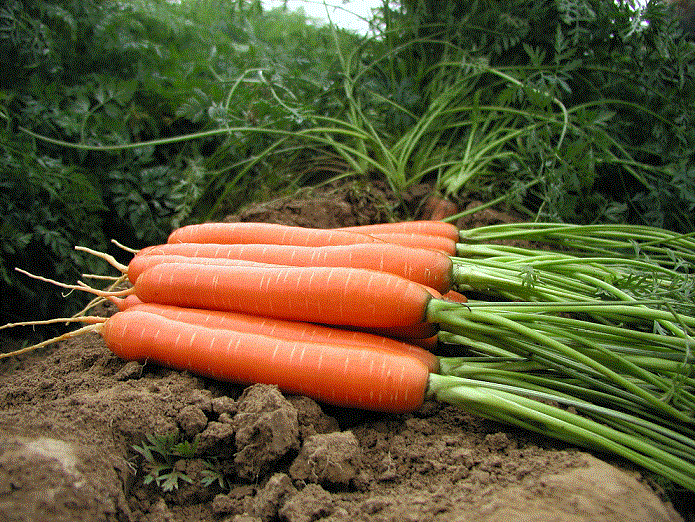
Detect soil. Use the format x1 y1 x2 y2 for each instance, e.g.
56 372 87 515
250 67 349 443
0 180 689 522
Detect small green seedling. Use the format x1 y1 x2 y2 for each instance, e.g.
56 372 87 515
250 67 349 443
132 432 198 492
200 459 229 490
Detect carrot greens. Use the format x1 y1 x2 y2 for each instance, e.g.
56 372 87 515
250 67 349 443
457 223 695 268
414 222 695 491
427 375 695 491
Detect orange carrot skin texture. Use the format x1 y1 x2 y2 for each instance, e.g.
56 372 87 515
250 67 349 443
368 232 457 256
137 245 158 256
125 302 439 373
127 254 274 285
108 294 144 311
358 321 439 340
338 220 459 242
102 310 430 412
167 222 381 246
134 263 432 328
442 289 468 303
133 242 454 293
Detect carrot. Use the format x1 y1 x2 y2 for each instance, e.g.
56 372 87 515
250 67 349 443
20 261 457 332
75 247 451 317
109 294 144 311
1 309 431 412
108 294 439 344
167 222 382 246
442 289 468 303
130 242 454 293
338 220 459 242
127 254 274 285
354 321 439 341
104 310 431 412
133 263 433 328
422 196 459 221
108 301 439 373
367 232 457 255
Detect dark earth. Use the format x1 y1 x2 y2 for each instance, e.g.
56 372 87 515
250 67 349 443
0 180 689 522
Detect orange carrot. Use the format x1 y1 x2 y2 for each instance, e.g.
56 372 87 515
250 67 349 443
133 263 432 328
167 222 382 246
102 309 431 412
109 294 144 311
127 254 274 285
422 196 459 221
367 232 457 255
348 282 441 340
338 220 459 242
354 321 439 341
442 289 468 303
131 242 454 293
108 301 439 373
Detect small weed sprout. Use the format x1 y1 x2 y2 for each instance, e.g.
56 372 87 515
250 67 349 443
132 432 198 492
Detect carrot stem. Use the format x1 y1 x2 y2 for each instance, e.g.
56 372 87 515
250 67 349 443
428 374 695 491
436 305 693 423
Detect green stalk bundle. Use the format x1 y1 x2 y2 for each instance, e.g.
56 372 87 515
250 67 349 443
430 223 695 490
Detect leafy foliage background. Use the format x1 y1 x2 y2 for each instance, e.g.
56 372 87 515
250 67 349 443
363 0 694 227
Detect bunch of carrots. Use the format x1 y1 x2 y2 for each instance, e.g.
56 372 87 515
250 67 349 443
3 219 695 491
5 220 468 413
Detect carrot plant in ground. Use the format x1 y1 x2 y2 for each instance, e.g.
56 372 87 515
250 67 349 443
286 0 695 229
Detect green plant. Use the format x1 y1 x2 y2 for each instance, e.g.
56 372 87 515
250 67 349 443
200 460 229 490
286 0 695 230
132 432 198 492
0 126 108 327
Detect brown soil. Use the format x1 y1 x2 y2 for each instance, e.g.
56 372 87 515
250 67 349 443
0 181 688 522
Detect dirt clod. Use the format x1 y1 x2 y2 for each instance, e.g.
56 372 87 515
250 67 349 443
231 384 300 480
250 472 296 522
195 420 236 458
285 395 340 440
289 431 362 488
177 405 208 439
278 483 334 522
